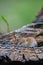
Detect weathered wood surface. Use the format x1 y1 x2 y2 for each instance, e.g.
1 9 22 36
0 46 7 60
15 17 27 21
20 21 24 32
0 8 43 63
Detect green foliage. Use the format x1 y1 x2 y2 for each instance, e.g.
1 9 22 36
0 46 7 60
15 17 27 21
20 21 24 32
0 0 43 31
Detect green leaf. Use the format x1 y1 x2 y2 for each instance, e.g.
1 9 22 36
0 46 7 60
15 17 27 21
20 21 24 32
1 16 10 32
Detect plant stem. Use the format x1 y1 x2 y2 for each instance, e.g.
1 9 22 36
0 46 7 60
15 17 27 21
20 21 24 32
1 16 10 32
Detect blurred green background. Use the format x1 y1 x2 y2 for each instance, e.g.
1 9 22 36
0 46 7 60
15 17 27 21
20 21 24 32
0 0 43 33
